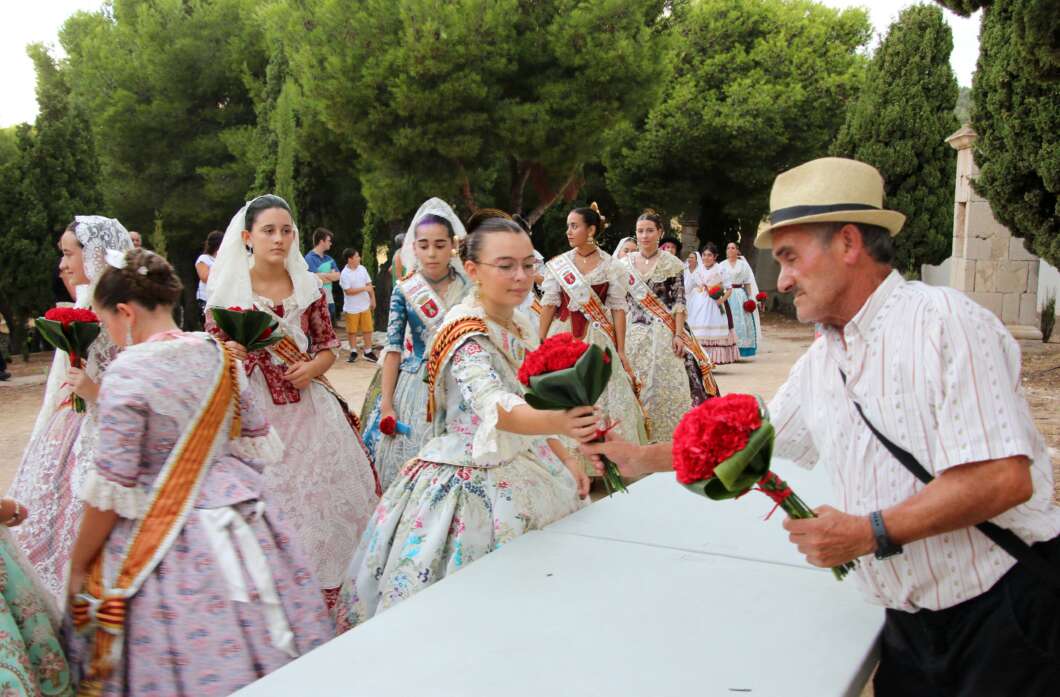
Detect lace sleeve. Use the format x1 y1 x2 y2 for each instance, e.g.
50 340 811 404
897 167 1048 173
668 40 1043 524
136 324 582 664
451 338 532 466
669 273 687 315
604 262 630 311
539 269 562 307
84 331 120 383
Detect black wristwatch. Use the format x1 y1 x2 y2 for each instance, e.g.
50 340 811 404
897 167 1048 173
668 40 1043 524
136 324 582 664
870 510 902 559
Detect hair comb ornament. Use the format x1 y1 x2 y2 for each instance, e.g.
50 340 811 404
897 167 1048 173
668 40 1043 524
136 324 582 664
105 248 128 269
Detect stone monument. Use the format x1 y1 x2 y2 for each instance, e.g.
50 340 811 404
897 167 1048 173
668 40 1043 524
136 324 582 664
946 126 1042 339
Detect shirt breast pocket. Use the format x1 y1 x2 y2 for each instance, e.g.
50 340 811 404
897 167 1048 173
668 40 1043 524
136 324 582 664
861 392 939 477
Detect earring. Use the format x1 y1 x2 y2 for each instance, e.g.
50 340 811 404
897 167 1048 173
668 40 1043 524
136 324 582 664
124 326 134 347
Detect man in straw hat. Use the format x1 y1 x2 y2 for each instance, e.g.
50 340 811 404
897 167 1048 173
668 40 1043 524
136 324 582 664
583 157 1060 695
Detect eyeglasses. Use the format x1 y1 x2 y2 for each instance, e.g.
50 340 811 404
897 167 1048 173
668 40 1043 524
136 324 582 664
476 260 543 278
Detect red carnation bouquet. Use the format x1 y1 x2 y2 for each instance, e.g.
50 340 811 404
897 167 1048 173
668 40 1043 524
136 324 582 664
36 307 102 413
742 299 757 313
707 285 724 300
755 291 767 302
210 306 283 352
379 415 411 437
672 393 854 580
517 333 625 495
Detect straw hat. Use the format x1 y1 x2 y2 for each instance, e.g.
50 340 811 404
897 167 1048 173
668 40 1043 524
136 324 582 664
754 157 906 249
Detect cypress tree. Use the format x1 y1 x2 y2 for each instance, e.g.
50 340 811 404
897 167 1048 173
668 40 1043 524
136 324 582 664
831 4 959 274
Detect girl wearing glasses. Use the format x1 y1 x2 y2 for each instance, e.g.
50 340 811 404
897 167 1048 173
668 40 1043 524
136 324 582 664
337 213 590 628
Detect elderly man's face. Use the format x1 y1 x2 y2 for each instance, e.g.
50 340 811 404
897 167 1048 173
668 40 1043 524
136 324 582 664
129 231 142 248
771 224 846 324
660 242 678 256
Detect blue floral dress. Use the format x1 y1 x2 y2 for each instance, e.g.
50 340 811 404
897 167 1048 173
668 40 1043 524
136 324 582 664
363 272 469 489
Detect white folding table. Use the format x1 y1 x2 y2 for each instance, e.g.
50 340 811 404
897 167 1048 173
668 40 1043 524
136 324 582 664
236 531 881 697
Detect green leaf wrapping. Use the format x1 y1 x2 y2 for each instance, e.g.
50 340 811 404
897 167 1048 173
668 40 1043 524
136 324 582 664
525 345 613 408
680 421 775 501
36 318 100 364
35 319 73 355
211 307 283 352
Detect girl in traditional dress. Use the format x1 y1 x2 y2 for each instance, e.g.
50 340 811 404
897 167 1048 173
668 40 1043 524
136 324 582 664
687 242 739 365
205 194 379 604
362 199 471 489
7 217 132 606
723 241 762 357
621 212 717 440
539 205 647 450
337 216 592 629
0 497 73 697
67 249 333 696
614 237 637 260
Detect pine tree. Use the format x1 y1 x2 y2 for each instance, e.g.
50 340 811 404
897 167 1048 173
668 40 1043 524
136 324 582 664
831 4 959 274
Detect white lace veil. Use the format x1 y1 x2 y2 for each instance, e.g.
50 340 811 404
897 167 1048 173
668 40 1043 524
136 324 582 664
612 236 634 259
206 195 322 313
29 216 133 442
399 198 467 273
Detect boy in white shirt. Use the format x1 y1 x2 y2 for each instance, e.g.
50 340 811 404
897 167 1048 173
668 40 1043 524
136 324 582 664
340 248 377 363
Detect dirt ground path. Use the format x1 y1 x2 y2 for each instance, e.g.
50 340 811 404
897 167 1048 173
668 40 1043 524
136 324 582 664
1 315 1056 496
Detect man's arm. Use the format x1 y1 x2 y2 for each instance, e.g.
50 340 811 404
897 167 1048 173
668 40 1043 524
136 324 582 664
579 435 673 478
784 455 1033 568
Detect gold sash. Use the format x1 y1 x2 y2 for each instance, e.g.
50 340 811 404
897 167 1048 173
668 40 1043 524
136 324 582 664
425 317 490 422
73 339 241 692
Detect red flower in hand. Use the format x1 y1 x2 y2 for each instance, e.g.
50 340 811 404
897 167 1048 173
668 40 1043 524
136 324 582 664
672 394 762 484
742 299 757 313
517 332 590 386
227 306 245 312
380 415 396 436
755 292 767 302
707 285 724 300
44 307 99 327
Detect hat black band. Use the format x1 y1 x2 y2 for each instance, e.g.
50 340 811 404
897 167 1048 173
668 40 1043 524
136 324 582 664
769 202 880 224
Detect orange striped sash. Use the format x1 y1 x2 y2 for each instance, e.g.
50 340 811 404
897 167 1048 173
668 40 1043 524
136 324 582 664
72 340 240 692
425 317 489 422
636 292 720 397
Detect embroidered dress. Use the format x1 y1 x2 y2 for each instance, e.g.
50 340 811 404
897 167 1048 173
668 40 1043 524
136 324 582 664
540 248 647 451
207 291 378 590
724 257 761 357
363 271 470 489
68 334 333 695
8 217 132 606
621 251 708 440
687 262 739 364
336 299 584 629
0 527 72 697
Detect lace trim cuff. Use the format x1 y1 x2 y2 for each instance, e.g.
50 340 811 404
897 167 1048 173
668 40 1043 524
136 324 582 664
230 427 284 465
78 468 148 519
471 392 530 466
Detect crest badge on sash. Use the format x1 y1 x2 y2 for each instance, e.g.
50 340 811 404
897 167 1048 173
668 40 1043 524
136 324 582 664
422 299 439 318
563 272 576 285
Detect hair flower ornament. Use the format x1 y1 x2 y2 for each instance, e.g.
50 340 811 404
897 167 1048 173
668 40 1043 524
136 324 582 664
137 266 149 275
105 248 128 269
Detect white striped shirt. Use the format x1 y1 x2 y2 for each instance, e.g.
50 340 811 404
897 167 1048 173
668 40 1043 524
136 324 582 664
769 270 1060 611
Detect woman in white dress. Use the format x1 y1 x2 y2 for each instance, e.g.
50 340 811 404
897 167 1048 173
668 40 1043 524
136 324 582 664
205 194 379 607
722 241 763 357
362 198 471 489
539 205 647 451
337 216 590 629
688 242 739 365
7 216 132 605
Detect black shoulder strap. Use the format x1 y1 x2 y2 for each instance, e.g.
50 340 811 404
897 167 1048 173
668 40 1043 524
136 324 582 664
839 369 1060 592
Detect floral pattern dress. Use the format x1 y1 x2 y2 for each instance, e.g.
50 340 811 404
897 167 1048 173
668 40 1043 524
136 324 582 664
8 286 121 607
540 248 647 460
207 291 379 591
0 528 71 697
724 257 761 357
622 251 708 440
362 272 469 489
336 299 584 630
68 334 334 695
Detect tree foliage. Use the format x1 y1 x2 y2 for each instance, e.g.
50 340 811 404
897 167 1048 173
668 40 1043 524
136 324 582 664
603 0 871 249
970 0 1060 267
831 4 959 274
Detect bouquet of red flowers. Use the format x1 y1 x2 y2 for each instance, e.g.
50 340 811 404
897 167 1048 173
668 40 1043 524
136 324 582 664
755 291 767 302
379 415 411 437
36 308 101 413
210 306 282 352
707 285 724 300
517 333 625 495
742 299 757 313
673 393 854 580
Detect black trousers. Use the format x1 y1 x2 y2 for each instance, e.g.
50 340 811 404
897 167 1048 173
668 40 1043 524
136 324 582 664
874 536 1060 697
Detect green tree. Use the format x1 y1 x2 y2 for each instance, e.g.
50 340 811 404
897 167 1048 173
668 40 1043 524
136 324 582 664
285 0 667 242
831 4 959 274
934 0 1058 78
964 0 1060 266
0 43 103 352
604 0 871 250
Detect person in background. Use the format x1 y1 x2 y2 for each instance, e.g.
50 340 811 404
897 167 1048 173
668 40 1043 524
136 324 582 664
305 227 341 321
0 314 9 380
128 230 142 249
659 235 681 257
614 237 638 260
340 248 377 363
195 230 224 319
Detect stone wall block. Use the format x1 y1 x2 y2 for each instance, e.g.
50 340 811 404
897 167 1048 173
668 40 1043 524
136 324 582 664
967 291 1003 319
950 258 976 291
974 260 997 291
1002 293 1021 323
995 261 1030 293
1019 293 1038 326
1008 237 1038 262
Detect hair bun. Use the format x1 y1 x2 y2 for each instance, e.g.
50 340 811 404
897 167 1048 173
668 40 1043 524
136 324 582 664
465 208 512 236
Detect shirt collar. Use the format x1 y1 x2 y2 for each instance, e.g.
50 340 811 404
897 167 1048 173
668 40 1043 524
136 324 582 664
822 269 904 358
